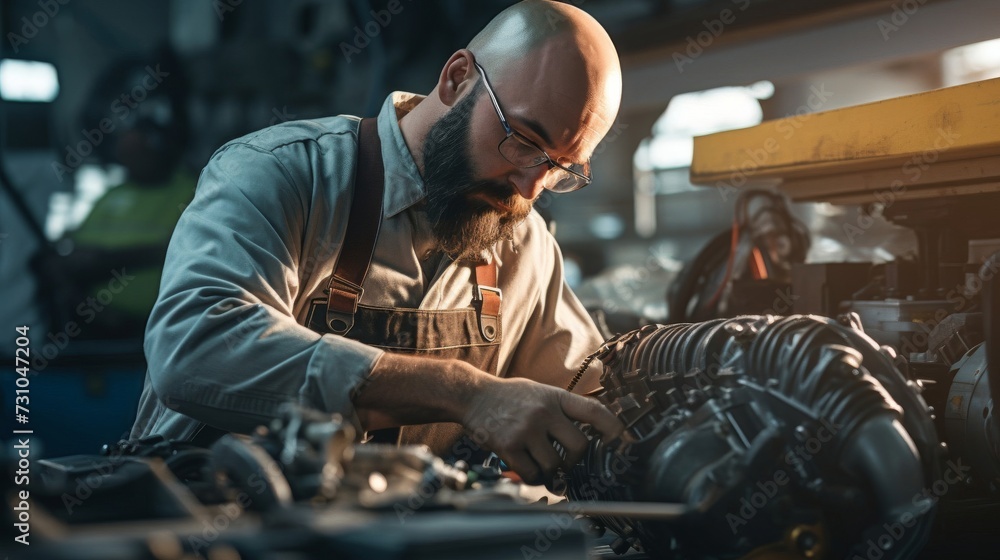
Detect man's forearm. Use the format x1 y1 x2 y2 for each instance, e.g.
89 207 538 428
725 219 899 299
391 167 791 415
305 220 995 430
351 352 495 431
352 351 626 484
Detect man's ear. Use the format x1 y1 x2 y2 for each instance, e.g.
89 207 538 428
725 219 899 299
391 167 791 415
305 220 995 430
437 49 477 108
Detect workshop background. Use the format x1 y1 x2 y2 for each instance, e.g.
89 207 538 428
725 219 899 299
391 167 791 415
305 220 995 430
1 0 999 495
1 0 998 457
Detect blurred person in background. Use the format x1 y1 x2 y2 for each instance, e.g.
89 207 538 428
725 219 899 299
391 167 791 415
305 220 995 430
33 49 194 339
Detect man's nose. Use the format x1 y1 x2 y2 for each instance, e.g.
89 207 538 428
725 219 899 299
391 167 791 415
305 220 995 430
509 165 548 200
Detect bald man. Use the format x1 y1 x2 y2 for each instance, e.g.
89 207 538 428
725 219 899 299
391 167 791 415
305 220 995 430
131 0 624 484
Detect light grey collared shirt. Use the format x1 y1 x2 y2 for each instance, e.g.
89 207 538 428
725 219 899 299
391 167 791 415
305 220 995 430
130 92 603 441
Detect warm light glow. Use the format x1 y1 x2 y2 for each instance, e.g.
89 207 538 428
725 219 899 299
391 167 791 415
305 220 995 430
635 81 771 171
943 38 1000 86
368 471 388 493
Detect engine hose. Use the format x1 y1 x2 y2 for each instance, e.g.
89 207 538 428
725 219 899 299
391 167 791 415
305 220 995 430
563 314 940 559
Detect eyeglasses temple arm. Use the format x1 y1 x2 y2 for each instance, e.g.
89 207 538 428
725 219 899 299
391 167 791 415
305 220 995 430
473 61 513 136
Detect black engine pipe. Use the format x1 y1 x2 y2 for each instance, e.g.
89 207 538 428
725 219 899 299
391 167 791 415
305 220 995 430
563 315 941 559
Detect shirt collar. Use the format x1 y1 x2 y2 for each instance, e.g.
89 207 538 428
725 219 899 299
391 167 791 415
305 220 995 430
376 91 428 218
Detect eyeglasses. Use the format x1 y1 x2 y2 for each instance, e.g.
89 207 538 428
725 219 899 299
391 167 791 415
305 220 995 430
472 60 592 194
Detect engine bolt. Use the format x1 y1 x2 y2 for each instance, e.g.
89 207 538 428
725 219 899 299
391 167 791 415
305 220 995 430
795 425 809 441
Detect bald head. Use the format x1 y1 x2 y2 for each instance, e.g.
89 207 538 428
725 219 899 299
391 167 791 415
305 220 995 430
468 0 618 77
467 0 622 150
397 0 622 241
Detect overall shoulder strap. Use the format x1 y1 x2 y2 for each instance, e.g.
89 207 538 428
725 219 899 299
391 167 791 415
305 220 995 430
324 117 384 334
472 260 501 342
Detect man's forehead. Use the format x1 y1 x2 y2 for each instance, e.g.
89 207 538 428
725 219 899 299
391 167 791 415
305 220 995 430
488 59 615 154
500 92 613 159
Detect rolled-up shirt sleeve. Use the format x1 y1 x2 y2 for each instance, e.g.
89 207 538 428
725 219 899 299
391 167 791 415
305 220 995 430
145 141 382 434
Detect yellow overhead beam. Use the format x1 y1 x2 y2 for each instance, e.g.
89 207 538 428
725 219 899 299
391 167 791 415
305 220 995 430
690 77 1000 205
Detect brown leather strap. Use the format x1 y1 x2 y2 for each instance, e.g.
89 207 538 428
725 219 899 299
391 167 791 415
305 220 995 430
324 118 384 334
473 260 501 341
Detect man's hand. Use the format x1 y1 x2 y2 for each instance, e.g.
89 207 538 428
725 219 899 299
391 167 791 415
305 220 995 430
354 353 625 484
462 377 624 484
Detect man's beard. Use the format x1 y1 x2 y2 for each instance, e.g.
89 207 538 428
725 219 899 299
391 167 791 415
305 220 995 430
422 81 533 263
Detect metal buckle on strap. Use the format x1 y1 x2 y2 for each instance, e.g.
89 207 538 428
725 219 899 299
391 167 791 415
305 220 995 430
326 278 365 335
473 285 501 342
329 276 365 295
475 285 502 303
